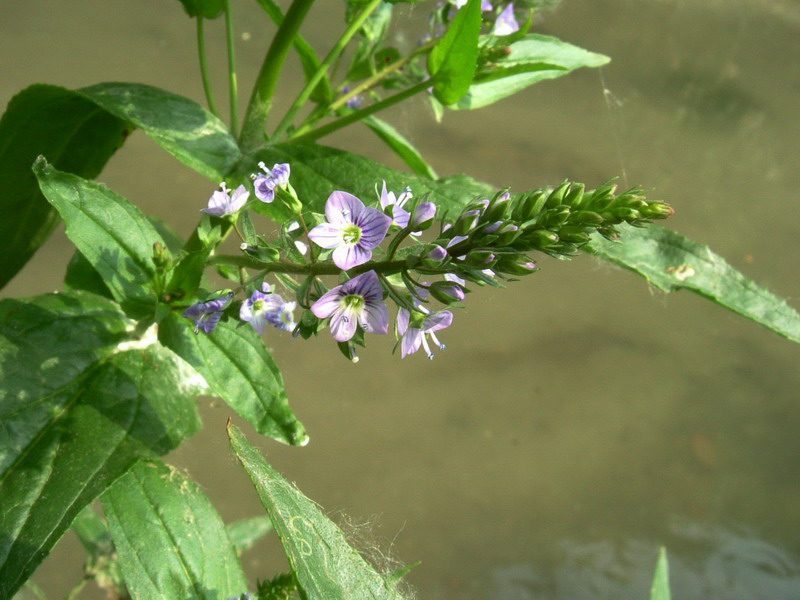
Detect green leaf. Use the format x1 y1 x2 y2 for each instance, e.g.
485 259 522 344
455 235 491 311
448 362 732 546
0 84 130 290
649 547 671 600
158 313 309 446
177 0 225 19
79 82 240 181
427 0 482 105
228 424 407 600
34 159 166 314
455 34 610 110
64 250 114 299
0 291 203 599
102 460 247 599
227 516 274 554
246 143 491 222
587 225 800 344
363 116 438 179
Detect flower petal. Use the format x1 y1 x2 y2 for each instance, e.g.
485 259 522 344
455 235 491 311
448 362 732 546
311 287 343 319
333 243 371 270
356 207 392 249
424 310 453 332
329 308 358 342
361 300 389 335
396 307 410 335
325 191 364 225
308 223 344 249
401 328 422 358
344 270 382 301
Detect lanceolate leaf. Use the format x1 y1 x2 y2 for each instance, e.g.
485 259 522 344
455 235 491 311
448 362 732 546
363 116 439 180
246 143 492 222
0 291 204 599
228 425 407 600
587 225 800 344
455 34 609 110
227 516 274 554
79 82 240 180
159 313 309 446
34 159 166 314
103 460 247 599
427 0 482 105
0 84 130 290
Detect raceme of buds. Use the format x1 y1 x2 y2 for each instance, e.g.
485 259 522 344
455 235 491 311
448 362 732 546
180 165 671 361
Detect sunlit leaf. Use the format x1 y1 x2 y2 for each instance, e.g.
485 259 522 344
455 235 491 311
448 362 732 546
158 313 309 446
427 0 482 105
455 34 609 110
228 424 407 600
0 84 130 289
588 225 800 344
79 82 240 180
103 460 247 599
34 159 165 315
0 291 203 598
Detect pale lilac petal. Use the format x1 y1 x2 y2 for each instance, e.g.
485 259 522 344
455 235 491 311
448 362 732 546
329 308 358 342
229 185 250 211
493 2 519 35
447 235 469 248
270 163 290 186
401 329 423 358
428 245 448 261
333 243 371 270
411 202 436 228
345 270 382 301
248 312 268 334
356 207 392 248
424 310 453 332
392 205 411 229
308 223 343 249
397 307 410 335
379 180 393 210
326 191 364 225
482 0 493 10
311 288 342 318
361 301 389 335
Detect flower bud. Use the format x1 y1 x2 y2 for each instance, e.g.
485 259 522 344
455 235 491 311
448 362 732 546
411 201 437 230
495 256 537 276
572 211 604 226
494 224 521 246
563 183 585 208
454 209 482 235
463 250 496 267
542 206 571 228
545 181 571 208
557 226 591 245
516 190 547 220
641 202 674 219
525 229 559 250
427 245 448 262
429 281 465 304
152 242 172 269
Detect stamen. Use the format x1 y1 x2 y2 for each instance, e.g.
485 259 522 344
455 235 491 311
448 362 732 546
429 332 446 350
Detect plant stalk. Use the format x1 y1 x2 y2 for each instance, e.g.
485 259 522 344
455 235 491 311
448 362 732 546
223 0 239 138
271 0 384 141
239 0 317 151
196 17 221 118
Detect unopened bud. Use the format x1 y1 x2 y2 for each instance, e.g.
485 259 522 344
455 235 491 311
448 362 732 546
495 256 537 276
152 242 172 269
454 209 482 235
557 226 591 245
641 202 674 219
427 245 448 262
429 281 465 304
526 229 559 249
563 183 585 208
545 181 571 208
412 201 437 230
542 206 571 228
463 250 496 266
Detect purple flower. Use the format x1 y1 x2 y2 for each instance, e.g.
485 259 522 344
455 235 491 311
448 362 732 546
428 245 448 262
379 180 414 229
397 301 453 360
202 183 249 217
453 0 493 10
252 162 290 203
311 271 388 342
411 201 437 230
493 3 520 35
308 191 392 270
183 292 234 334
239 283 296 334
341 85 365 109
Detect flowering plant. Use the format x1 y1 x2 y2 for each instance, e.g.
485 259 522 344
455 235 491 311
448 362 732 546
0 1 797 599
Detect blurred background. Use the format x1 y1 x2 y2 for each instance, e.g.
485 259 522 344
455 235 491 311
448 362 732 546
3 0 800 598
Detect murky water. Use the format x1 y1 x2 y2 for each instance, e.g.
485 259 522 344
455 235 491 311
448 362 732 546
3 1 800 598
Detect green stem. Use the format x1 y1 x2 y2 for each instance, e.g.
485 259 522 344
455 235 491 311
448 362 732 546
65 577 88 600
290 79 431 143
239 0 316 151
196 17 220 118
271 0 384 141
329 42 433 113
223 0 239 138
